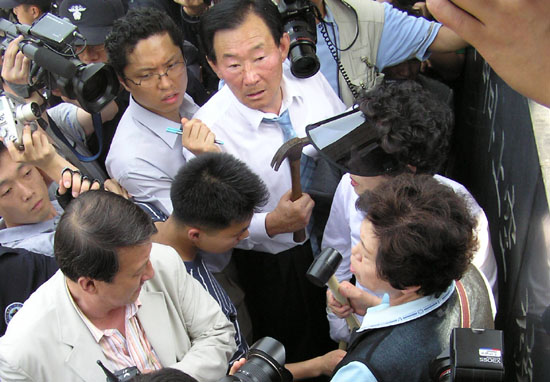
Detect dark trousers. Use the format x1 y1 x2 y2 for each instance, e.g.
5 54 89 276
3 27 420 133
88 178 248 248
233 241 335 364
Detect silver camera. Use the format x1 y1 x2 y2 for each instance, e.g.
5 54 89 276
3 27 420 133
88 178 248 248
0 94 41 149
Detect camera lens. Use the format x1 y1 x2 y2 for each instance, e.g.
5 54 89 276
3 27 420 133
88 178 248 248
289 43 320 78
219 337 292 382
81 70 108 103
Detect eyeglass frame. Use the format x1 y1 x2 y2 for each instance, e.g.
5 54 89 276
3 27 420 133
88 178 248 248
123 59 187 87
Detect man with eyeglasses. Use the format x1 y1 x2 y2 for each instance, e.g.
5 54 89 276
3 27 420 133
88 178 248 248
105 7 219 216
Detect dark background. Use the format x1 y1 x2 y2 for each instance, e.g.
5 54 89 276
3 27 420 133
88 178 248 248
447 48 550 382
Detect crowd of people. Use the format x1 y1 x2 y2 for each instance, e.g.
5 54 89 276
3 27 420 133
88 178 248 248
0 0 544 380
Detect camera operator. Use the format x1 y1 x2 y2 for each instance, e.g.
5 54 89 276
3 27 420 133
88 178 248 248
310 0 467 107
329 174 494 382
0 0 51 25
0 1 128 174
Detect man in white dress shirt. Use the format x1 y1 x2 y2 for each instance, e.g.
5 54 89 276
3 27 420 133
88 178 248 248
195 0 346 363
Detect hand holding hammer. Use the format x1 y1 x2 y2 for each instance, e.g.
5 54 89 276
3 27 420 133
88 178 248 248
307 248 361 330
271 136 311 242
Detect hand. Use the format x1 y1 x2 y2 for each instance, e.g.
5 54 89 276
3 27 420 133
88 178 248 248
1 36 31 85
173 0 209 17
229 358 246 376
316 349 347 376
265 189 314 237
3 126 56 169
103 178 130 199
326 289 353 318
180 117 221 155
59 168 101 198
426 0 550 107
412 2 434 20
339 281 382 316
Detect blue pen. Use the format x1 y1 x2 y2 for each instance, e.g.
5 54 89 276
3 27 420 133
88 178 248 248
166 127 224 145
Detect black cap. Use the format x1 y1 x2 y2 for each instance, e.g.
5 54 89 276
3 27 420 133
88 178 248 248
0 0 51 8
59 0 125 45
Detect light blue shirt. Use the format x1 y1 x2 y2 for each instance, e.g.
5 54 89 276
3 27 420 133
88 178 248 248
330 282 455 382
317 2 442 97
0 200 63 257
106 94 198 216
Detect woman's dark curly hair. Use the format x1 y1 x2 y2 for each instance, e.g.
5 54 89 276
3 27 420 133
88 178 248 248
357 174 477 297
359 80 454 175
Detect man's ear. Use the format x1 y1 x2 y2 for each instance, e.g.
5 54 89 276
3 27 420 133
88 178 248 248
279 33 291 60
207 58 222 80
187 227 201 243
118 75 131 92
29 5 41 19
77 276 98 294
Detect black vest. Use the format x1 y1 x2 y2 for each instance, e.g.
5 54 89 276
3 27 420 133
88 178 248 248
333 265 494 381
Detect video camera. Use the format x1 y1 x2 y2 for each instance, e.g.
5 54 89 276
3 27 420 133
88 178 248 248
0 92 41 149
430 328 505 382
277 0 320 79
0 13 119 113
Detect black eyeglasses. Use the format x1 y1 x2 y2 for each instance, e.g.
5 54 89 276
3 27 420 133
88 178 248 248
125 61 186 87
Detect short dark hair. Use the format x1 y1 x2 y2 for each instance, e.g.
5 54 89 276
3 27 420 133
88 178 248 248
130 368 197 382
357 174 476 296
54 190 157 282
359 80 453 174
171 152 268 230
105 7 184 78
199 0 283 63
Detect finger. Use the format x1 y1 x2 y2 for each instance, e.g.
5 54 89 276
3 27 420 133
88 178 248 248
71 173 82 198
21 125 34 150
90 179 101 190
4 139 23 161
58 179 68 195
62 168 74 188
426 0 485 44
80 176 92 193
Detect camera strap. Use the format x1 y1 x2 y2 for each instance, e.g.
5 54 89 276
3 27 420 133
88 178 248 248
46 111 103 163
455 280 470 328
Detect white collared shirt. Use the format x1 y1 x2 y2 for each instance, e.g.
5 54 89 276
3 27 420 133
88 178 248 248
193 63 346 254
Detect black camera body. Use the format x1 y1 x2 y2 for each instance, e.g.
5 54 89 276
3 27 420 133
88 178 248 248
220 337 292 382
277 0 320 79
0 13 119 113
430 328 505 382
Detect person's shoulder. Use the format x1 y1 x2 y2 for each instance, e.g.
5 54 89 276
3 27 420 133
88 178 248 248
194 86 233 124
327 0 384 21
0 272 63 350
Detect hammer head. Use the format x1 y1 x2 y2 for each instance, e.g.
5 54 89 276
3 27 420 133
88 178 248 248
306 247 343 287
270 136 311 171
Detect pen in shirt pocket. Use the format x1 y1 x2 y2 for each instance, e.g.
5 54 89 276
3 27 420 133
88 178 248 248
166 127 224 145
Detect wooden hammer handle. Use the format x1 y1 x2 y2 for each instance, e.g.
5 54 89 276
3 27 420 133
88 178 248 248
289 159 306 242
327 275 361 330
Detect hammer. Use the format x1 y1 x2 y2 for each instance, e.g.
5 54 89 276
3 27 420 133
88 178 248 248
306 247 361 330
271 136 311 243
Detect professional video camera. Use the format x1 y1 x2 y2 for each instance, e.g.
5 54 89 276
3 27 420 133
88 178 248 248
277 0 320 79
429 328 505 382
0 92 41 149
220 337 292 382
0 13 119 114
